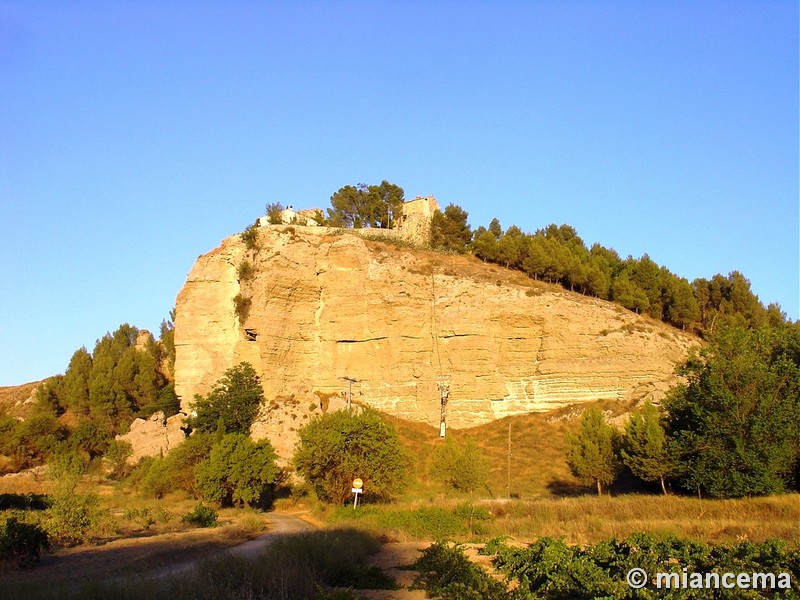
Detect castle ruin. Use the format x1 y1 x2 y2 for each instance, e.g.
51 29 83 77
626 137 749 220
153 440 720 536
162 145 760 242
258 195 440 246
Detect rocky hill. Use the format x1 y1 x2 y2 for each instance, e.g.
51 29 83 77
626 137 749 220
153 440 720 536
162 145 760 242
174 226 698 458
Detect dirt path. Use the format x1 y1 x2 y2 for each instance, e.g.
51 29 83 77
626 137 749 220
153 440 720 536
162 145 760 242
1 512 431 598
0 511 314 588
147 511 315 579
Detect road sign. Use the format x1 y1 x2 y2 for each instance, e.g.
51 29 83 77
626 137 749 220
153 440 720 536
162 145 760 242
351 482 363 509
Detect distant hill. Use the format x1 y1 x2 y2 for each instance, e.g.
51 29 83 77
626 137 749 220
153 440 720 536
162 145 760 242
0 380 41 418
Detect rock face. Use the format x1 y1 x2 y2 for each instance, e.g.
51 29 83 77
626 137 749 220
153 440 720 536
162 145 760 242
174 227 698 456
117 412 186 462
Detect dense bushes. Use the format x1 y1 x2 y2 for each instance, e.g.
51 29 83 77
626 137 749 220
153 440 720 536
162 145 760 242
488 535 798 599
196 433 280 508
181 503 218 528
666 324 800 498
44 492 113 546
333 505 468 540
413 542 507 600
0 517 49 567
412 535 800 599
294 408 410 504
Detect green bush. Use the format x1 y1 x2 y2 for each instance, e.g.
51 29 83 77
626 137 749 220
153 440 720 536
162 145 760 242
103 439 133 479
181 503 218 528
45 492 112 546
294 408 410 504
196 433 280 508
190 363 263 435
0 516 49 567
483 533 800 599
237 259 255 281
233 293 252 321
240 221 259 250
138 457 172 499
453 502 491 536
333 506 467 540
412 541 508 600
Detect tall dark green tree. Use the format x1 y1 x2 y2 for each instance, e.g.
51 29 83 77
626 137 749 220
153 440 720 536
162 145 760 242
621 402 673 494
327 181 404 229
471 229 499 262
430 204 472 252
566 407 622 496
190 362 264 435
366 180 405 228
62 348 92 415
665 325 800 498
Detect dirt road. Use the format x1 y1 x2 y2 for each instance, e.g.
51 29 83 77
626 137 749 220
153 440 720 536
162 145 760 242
146 510 316 579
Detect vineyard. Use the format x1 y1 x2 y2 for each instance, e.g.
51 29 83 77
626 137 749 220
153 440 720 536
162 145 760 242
413 534 800 599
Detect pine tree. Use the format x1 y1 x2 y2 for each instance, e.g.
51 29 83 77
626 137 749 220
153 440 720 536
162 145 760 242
621 402 672 494
190 362 264 435
566 407 621 495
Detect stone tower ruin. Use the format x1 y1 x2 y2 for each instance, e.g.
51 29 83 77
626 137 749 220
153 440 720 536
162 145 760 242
395 196 440 245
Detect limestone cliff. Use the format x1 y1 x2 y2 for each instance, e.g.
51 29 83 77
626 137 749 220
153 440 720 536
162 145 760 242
174 226 698 455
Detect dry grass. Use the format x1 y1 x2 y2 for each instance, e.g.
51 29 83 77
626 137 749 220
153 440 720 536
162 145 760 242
485 494 800 546
0 381 41 418
385 407 800 547
387 406 586 502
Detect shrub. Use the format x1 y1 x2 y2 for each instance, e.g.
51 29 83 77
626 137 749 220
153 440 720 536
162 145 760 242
160 432 214 496
182 503 218 528
190 363 264 435
104 439 133 479
412 541 508 600
332 506 467 540
196 433 280 507
294 408 410 504
232 293 252 321
240 221 259 250
265 202 285 224
237 260 255 281
430 438 489 498
138 457 172 499
45 492 111 546
0 516 49 567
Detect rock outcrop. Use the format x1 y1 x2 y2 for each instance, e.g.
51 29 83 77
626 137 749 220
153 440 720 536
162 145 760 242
117 411 186 462
174 226 698 458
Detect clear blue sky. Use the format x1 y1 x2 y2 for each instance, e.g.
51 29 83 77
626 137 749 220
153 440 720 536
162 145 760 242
1 1 797 386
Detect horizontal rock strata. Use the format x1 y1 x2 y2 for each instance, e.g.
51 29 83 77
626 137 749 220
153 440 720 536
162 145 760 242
174 227 697 450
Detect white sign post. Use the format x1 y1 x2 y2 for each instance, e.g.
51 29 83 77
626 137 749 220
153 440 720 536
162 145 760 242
351 478 363 509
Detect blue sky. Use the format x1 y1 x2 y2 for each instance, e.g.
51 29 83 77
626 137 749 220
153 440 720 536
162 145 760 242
1 1 797 386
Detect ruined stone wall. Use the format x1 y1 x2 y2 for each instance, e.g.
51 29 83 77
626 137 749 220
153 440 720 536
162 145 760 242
395 196 440 246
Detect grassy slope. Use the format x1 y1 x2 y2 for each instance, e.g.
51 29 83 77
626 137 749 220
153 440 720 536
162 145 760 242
0 381 41 418
382 408 800 545
385 403 585 502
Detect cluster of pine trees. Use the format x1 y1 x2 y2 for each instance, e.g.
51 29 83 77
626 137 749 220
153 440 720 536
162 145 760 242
318 182 786 335
34 321 178 434
567 322 800 498
429 204 788 334
0 320 177 472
